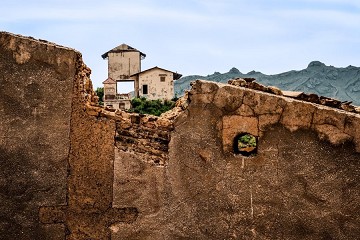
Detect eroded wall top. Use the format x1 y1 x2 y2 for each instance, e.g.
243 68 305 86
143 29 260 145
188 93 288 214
189 79 360 153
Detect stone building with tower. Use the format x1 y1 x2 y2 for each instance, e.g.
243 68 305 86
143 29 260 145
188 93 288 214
101 44 181 110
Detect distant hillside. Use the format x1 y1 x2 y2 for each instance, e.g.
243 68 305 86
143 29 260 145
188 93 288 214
175 61 360 106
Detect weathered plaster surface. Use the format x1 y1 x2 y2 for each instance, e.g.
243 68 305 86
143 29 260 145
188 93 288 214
138 68 175 100
111 80 360 239
0 32 76 239
0 32 137 240
108 51 141 80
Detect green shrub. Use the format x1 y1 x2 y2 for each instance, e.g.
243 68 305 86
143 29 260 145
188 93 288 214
95 87 104 105
128 97 175 116
238 134 257 148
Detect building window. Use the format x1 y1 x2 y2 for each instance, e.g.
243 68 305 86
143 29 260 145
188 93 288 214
160 76 166 82
142 85 148 95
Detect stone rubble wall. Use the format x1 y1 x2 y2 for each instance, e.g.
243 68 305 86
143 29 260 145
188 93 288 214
191 80 360 152
228 77 360 113
114 112 173 166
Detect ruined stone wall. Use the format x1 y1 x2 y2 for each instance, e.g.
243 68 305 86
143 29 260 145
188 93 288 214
110 111 175 239
163 80 360 239
1 32 359 240
0 32 76 239
0 32 137 240
111 80 360 239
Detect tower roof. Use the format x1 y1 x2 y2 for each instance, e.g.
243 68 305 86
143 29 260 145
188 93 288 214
101 44 146 59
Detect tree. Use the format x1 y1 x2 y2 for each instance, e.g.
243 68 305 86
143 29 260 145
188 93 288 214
129 97 175 116
95 87 104 105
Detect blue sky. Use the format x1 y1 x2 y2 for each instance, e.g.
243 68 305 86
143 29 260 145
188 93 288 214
2 0 360 89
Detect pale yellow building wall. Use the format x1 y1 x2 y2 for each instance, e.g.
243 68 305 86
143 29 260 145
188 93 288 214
108 52 141 80
138 69 174 100
104 83 117 96
104 99 131 110
103 82 116 109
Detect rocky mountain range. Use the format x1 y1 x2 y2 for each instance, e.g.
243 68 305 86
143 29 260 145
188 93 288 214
175 61 360 106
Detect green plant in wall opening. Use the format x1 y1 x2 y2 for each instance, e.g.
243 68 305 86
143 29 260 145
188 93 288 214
236 133 257 156
238 134 257 148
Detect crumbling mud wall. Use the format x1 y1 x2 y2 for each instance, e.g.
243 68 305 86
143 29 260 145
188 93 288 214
0 32 137 240
0 32 76 239
110 110 178 239
1 32 359 240
111 80 360 239
163 80 360 239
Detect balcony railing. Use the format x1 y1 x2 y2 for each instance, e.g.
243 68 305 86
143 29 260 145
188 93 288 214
116 93 130 100
105 93 131 101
